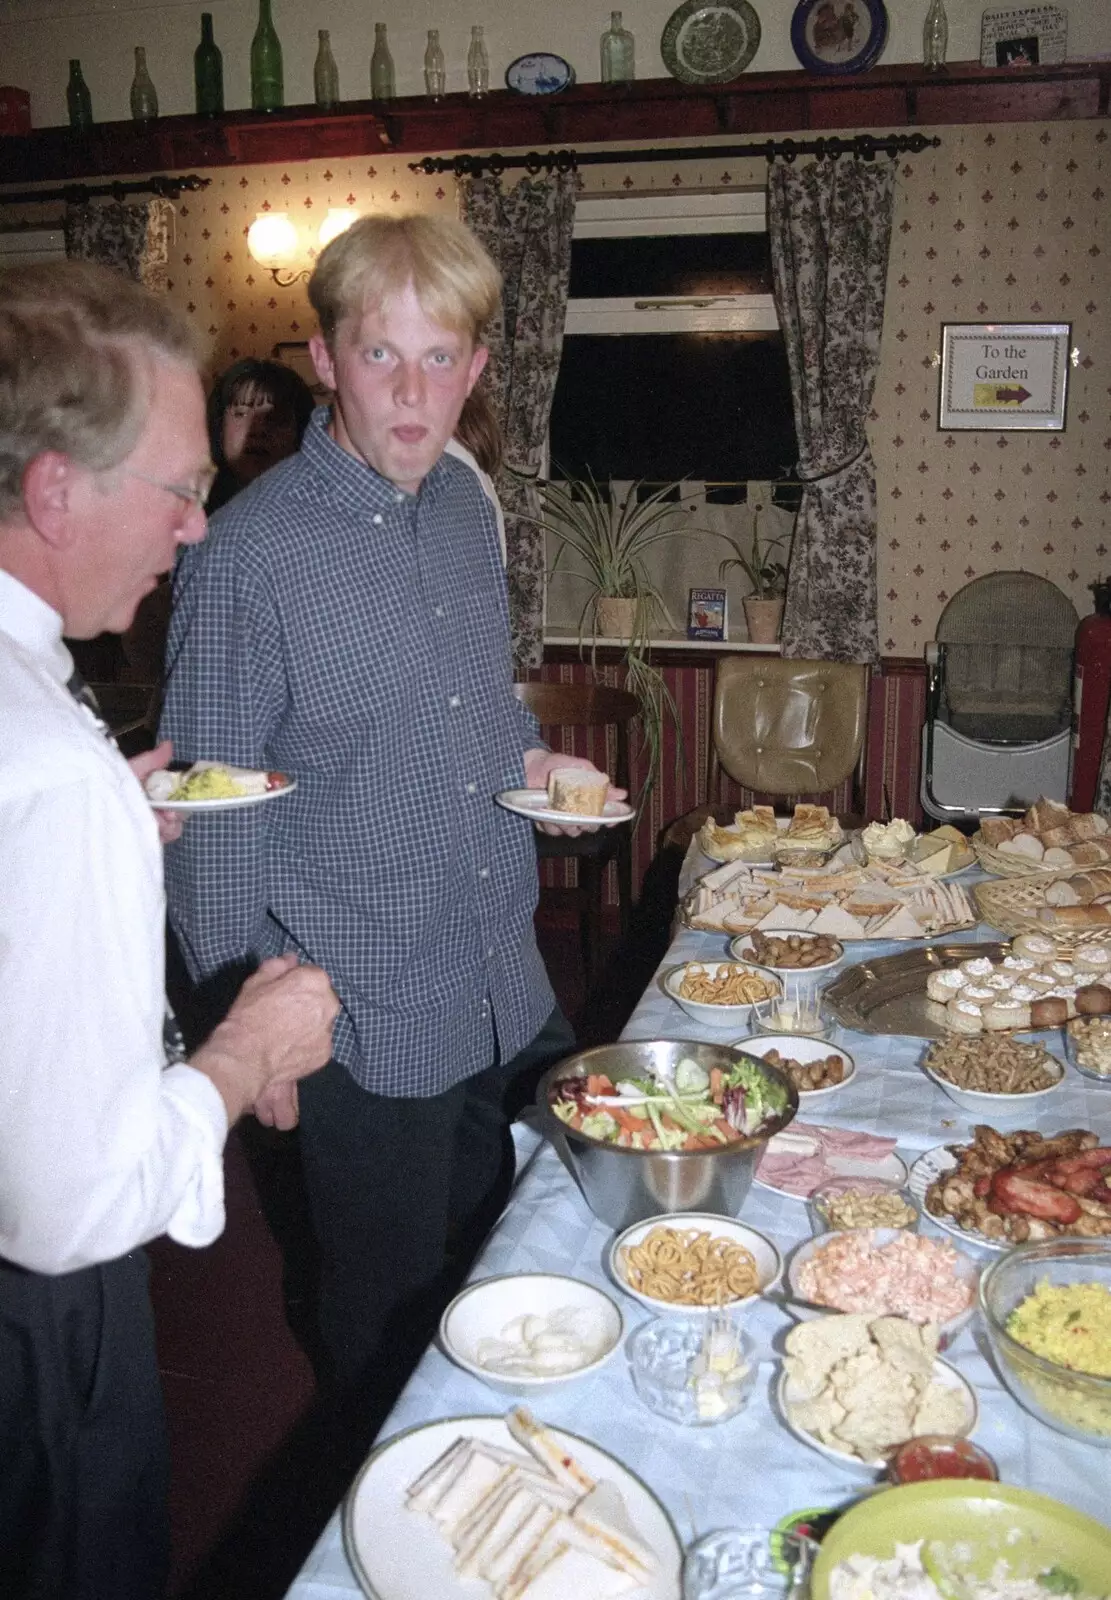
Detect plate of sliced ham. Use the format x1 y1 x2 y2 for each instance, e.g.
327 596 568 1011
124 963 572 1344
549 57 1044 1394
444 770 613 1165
755 1122 907 1199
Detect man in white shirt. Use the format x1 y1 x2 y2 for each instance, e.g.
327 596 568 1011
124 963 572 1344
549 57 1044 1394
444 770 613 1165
0 261 340 1600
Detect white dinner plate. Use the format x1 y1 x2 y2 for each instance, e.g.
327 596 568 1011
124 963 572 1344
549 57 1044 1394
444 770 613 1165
754 1126 908 1199
342 1414 683 1600
496 788 635 827
907 1146 1009 1253
144 774 296 812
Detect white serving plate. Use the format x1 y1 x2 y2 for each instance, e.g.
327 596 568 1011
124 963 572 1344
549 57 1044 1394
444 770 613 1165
754 1124 909 1199
918 1049 1065 1117
729 931 845 975
731 1035 856 1102
609 1212 782 1317
775 1355 978 1476
785 1228 979 1351
908 1146 1009 1253
145 772 296 811
662 960 781 1031
343 1414 683 1600
496 788 634 827
438 1273 623 1396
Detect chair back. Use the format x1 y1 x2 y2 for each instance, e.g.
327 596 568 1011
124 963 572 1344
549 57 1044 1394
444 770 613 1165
933 571 1077 743
710 656 869 797
512 681 639 792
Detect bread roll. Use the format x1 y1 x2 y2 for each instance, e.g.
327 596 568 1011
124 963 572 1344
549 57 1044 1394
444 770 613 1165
1040 904 1111 927
1071 869 1111 902
547 767 610 815
1044 880 1081 907
979 816 1017 846
1029 798 1071 834
1031 996 1069 1028
1069 813 1107 842
1076 985 1111 1016
998 833 1045 861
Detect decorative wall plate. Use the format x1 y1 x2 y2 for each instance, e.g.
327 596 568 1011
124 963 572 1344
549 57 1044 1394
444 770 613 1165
790 0 888 76
660 0 762 86
504 53 575 95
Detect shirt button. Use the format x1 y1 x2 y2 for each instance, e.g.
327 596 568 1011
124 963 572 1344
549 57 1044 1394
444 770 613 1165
372 514 383 526
487 947 495 958
435 605 445 618
466 782 477 795
478 867 490 880
448 694 461 709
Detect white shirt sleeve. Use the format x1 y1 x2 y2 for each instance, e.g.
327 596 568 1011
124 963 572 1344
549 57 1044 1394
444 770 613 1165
0 760 228 1274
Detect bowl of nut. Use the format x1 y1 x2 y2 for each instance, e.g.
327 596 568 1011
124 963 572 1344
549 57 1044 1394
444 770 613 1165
731 1035 855 1101
1065 1016 1111 1083
918 1034 1065 1117
729 930 844 976
808 1176 919 1236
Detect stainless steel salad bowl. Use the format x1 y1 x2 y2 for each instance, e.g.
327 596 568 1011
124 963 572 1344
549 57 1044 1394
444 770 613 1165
536 1040 799 1230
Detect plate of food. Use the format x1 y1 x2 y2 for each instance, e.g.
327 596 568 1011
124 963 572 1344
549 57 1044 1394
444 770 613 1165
343 1407 683 1600
910 1126 1111 1251
729 930 844 974
609 1213 781 1315
785 1228 978 1350
974 798 1111 876
698 807 843 867
861 821 976 880
776 1314 978 1474
497 768 633 829
143 760 295 811
755 1122 907 1198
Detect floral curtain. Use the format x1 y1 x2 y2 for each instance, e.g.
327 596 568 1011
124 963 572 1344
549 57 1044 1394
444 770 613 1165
64 197 174 292
459 171 576 671
768 160 896 663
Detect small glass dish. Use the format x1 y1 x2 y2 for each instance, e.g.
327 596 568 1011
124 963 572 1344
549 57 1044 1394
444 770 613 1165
752 986 826 1037
1065 1016 1111 1082
887 1433 998 1485
682 1527 788 1600
808 1176 920 1236
629 1315 757 1428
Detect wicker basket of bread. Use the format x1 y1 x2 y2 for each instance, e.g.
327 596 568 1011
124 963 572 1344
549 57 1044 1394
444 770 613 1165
975 865 1111 950
973 799 1111 878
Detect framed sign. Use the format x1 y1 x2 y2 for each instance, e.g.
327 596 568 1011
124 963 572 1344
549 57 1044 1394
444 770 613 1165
980 5 1067 68
938 323 1071 432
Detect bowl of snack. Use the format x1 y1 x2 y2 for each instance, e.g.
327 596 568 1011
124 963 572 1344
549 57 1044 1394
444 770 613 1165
538 1041 799 1230
629 1314 758 1427
808 1177 919 1237
787 1229 979 1350
439 1272 624 1396
1066 1015 1111 1082
732 1036 855 1100
752 987 827 1038
776 1314 979 1475
918 1034 1065 1116
979 1238 1111 1446
663 961 781 1030
610 1213 782 1317
729 931 844 975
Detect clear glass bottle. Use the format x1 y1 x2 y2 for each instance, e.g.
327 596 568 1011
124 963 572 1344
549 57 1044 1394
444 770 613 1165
194 13 224 116
370 22 395 101
467 25 489 98
250 0 284 112
922 0 949 69
600 10 635 85
424 28 446 100
314 29 339 109
66 59 93 130
129 46 159 122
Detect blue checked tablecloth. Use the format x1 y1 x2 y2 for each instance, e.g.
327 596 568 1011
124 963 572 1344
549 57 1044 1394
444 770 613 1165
285 875 1111 1597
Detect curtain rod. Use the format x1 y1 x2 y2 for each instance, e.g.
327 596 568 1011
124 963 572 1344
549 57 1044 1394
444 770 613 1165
0 173 211 208
410 131 940 178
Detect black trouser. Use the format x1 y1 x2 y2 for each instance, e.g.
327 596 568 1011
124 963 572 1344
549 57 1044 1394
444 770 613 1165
296 1007 574 1446
0 1250 169 1600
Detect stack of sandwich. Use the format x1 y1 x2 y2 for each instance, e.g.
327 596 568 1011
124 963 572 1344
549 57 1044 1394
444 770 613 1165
698 805 779 861
776 803 842 859
406 1407 657 1599
977 798 1111 869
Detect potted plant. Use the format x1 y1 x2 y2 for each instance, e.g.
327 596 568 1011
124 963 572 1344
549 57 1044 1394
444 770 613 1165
537 471 697 807
718 506 791 644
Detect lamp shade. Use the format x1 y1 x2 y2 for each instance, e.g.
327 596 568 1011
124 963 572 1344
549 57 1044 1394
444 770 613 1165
246 211 297 270
318 207 358 249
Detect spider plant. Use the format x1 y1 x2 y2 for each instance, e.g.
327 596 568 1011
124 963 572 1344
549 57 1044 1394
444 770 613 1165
717 506 791 598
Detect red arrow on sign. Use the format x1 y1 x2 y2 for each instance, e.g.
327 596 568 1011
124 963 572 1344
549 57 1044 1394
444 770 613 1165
995 385 1031 404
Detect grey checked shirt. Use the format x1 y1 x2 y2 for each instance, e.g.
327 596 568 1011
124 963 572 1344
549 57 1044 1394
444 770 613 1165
161 407 554 1097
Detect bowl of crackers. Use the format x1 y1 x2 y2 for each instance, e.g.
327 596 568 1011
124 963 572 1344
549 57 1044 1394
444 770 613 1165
918 1034 1065 1117
663 960 782 1030
609 1213 782 1317
776 1314 979 1474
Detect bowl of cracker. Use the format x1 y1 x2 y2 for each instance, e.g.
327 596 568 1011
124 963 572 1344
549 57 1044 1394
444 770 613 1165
776 1314 979 1474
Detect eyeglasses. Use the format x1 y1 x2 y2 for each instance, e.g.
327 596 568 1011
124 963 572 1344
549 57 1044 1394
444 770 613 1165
122 467 217 510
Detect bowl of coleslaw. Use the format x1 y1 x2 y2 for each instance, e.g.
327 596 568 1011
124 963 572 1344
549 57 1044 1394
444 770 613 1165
537 1041 798 1230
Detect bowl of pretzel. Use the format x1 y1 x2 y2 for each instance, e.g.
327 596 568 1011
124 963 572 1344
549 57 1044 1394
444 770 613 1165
662 960 782 1029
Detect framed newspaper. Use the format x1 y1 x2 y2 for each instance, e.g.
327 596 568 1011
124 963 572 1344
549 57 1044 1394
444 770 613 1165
979 5 1067 68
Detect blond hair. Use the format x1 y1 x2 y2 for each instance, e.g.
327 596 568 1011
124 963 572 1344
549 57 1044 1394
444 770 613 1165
308 213 501 346
0 259 198 520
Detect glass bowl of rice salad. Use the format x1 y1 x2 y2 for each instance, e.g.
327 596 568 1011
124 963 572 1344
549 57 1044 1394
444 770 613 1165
787 1229 979 1351
979 1239 1111 1446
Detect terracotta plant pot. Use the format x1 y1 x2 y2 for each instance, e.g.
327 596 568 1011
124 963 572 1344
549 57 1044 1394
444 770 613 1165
595 595 638 639
743 595 784 644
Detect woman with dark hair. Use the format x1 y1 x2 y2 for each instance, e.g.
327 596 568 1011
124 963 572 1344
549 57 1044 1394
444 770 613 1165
206 357 316 512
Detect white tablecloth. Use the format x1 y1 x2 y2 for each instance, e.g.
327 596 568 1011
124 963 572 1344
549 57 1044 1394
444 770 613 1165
285 907 1111 1597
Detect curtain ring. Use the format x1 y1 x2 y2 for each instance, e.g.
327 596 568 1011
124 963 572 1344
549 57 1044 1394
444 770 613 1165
524 151 544 176
487 153 506 177
780 138 798 165
554 149 577 173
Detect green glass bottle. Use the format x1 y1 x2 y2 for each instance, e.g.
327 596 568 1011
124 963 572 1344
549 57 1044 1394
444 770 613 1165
370 23 395 101
250 0 284 112
314 29 339 110
194 13 224 115
66 59 93 130
130 46 159 122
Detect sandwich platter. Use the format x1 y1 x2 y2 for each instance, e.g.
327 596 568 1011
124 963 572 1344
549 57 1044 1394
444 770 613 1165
343 1413 682 1600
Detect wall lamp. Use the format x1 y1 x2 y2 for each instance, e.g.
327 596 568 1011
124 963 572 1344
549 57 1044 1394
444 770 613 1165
246 208 359 287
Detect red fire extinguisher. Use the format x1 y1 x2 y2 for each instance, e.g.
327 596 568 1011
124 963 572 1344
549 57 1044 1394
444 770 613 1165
1070 578 1111 812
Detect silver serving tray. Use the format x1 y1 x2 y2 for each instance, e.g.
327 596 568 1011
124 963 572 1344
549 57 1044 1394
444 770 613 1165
823 941 1009 1039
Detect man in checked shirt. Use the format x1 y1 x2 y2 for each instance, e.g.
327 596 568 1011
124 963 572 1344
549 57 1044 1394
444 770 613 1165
162 215 618 1446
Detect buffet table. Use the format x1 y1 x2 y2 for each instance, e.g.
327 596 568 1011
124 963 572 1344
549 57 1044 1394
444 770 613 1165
285 912 1111 1599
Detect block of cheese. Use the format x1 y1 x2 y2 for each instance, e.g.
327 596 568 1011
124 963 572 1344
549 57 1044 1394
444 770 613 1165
546 767 609 815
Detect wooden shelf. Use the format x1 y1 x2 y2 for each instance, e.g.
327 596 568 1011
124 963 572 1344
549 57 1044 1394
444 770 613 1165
2 59 1107 185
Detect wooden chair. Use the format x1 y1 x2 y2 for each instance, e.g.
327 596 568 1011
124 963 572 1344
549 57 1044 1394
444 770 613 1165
513 681 640 983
